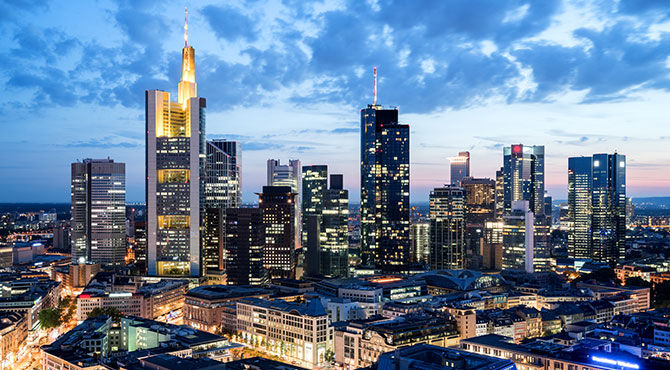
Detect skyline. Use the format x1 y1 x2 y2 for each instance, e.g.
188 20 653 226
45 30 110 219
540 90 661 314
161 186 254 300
2 1 670 203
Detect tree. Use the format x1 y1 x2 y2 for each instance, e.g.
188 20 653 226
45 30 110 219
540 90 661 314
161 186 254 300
87 307 122 321
39 308 62 329
573 268 621 285
325 348 334 363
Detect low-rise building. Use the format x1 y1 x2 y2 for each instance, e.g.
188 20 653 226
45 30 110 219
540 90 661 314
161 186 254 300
236 298 333 368
0 272 60 331
577 282 650 313
0 311 28 367
376 343 515 370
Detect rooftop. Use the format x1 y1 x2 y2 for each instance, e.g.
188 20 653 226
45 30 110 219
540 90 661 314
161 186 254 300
238 298 327 317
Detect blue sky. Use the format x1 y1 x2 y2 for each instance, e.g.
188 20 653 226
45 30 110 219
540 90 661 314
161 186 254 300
1 0 669 203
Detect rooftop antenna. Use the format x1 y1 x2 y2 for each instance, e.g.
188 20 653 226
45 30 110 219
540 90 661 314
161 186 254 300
184 7 188 47
373 67 378 105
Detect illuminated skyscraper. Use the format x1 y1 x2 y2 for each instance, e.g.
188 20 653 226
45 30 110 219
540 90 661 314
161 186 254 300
258 186 296 279
146 12 205 276
225 208 267 286
267 159 301 249
410 222 430 265
450 152 470 186
502 201 550 272
568 156 592 259
360 70 410 272
591 153 626 263
494 168 504 220
502 145 545 216
302 165 328 244
70 158 126 267
429 186 466 270
461 177 495 269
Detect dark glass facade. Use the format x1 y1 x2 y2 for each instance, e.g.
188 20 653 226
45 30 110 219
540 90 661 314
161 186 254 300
429 186 465 270
591 153 626 263
258 186 296 279
225 208 267 285
502 144 545 216
568 156 592 259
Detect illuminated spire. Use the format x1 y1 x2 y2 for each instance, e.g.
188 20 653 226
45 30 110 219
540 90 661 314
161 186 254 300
184 7 188 47
373 67 378 105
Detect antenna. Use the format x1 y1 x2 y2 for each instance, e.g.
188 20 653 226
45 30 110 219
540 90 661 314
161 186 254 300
184 7 188 47
373 67 378 105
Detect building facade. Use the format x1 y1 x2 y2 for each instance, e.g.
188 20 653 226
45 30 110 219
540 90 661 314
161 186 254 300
70 159 126 267
267 159 301 249
450 151 470 186
360 105 410 272
146 29 205 277
430 186 466 270
503 144 545 216
225 208 267 286
258 186 296 279
410 222 430 265
568 156 593 259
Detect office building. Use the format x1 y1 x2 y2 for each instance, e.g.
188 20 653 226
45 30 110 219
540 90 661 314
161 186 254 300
568 156 592 259
360 99 410 272
502 144 545 216
267 159 301 249
302 165 328 244
258 186 296 279
70 158 126 267
225 208 267 286
502 201 550 272
429 186 466 270
203 208 224 282
450 151 470 186
591 153 626 263
236 298 332 368
204 139 241 209
146 18 205 277
376 343 515 370
494 168 504 219
461 177 496 268
410 222 430 264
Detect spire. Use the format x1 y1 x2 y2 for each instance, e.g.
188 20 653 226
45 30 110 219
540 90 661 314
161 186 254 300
184 7 188 47
373 67 378 105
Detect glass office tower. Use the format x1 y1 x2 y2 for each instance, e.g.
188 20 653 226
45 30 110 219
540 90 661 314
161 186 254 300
146 20 205 277
267 159 301 249
360 105 410 272
71 158 126 267
258 186 296 279
302 165 328 245
225 208 267 286
450 151 470 186
503 145 545 216
591 153 626 263
568 156 592 259
429 186 466 270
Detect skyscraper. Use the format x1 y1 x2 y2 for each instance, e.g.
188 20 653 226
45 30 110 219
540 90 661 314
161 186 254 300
202 139 241 281
258 186 296 279
146 13 205 276
503 145 545 216
429 186 466 270
568 156 592 259
495 168 504 220
360 76 410 272
71 158 126 267
225 208 267 286
502 201 551 272
410 222 430 265
267 159 301 249
450 152 470 186
591 153 626 263
461 177 496 269
302 165 328 244
320 174 349 277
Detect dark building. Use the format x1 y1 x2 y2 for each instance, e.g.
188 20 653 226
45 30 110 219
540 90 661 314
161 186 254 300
203 208 225 280
258 186 296 279
503 144 545 216
360 104 410 272
450 151 470 186
225 208 266 286
133 221 147 273
430 186 466 270
461 178 496 269
591 153 626 263
302 165 328 245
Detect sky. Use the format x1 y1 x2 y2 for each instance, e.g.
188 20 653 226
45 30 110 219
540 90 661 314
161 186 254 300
1 0 669 204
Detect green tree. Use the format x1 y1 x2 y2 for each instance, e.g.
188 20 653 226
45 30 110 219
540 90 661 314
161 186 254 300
39 308 62 329
325 348 334 363
87 306 122 321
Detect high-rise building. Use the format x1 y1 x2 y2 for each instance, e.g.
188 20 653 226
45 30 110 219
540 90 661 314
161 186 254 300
591 153 626 263
502 201 550 272
410 222 430 265
502 145 545 216
461 178 495 268
450 152 470 186
204 140 241 210
145 15 205 276
70 158 126 267
302 165 328 244
321 174 349 277
360 99 410 272
133 221 147 273
203 139 241 280
429 186 465 270
494 168 504 220
482 221 503 270
225 208 267 286
567 153 626 264
258 186 296 279
568 156 592 259
267 159 301 249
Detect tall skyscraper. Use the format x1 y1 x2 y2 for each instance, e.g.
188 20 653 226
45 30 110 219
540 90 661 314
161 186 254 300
410 222 430 265
202 139 241 280
502 201 550 272
225 208 267 286
258 186 296 279
450 152 470 186
429 186 466 270
360 77 410 272
494 168 504 220
591 153 626 263
71 159 126 267
146 14 205 276
267 159 301 249
461 177 496 269
302 165 328 244
503 145 545 216
568 156 592 259
320 174 349 277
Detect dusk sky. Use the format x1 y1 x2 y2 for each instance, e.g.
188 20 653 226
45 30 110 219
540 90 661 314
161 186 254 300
2 0 669 203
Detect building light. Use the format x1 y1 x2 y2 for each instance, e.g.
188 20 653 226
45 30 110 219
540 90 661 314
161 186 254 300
592 356 639 369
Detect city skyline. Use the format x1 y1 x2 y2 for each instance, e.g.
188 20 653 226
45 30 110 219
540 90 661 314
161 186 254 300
2 1 670 203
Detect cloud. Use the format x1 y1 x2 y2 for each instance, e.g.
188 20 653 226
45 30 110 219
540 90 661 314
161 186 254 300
65 137 141 148
202 5 258 42
331 127 358 134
